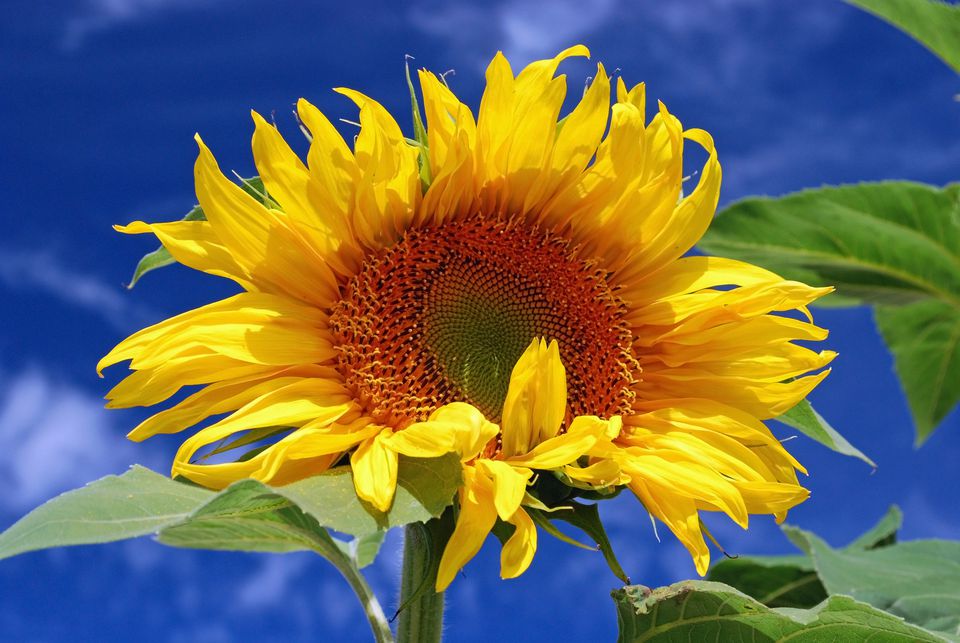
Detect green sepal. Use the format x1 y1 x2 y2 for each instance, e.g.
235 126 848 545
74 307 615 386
405 56 432 190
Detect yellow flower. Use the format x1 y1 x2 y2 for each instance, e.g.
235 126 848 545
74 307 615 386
99 45 834 584
384 338 621 589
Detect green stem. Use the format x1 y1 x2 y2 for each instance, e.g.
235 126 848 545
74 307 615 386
396 518 450 643
331 556 394 643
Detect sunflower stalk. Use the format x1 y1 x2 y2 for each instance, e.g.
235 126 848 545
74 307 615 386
396 513 453 643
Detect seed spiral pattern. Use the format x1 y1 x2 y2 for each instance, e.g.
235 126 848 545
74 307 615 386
330 217 639 428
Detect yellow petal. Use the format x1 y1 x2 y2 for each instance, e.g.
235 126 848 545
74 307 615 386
418 71 478 225
526 63 610 214
418 69 477 175
436 466 498 591
476 51 515 185
630 478 710 575
618 126 721 281
385 402 498 461
105 356 271 408
562 459 626 487
335 88 420 249
619 450 749 529
172 378 354 471
173 417 378 489
621 256 782 306
507 414 611 470
194 135 339 307
126 365 335 441
500 338 567 457
476 459 531 521
98 292 330 375
250 111 357 277
629 281 833 328
500 508 537 579
295 98 361 248
351 427 399 512
115 220 254 290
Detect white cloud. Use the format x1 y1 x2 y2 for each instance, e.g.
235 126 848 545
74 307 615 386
497 0 618 65
235 555 309 610
62 0 222 52
0 249 154 331
0 367 142 513
409 0 619 70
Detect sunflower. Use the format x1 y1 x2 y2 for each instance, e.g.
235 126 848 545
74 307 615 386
99 45 834 588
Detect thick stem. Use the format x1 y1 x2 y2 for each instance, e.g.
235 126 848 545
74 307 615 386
396 518 450 643
332 557 395 643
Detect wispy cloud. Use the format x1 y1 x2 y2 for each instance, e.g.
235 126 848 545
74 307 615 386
62 0 223 52
0 367 143 513
409 0 619 69
0 249 154 331
497 0 618 64
235 555 310 610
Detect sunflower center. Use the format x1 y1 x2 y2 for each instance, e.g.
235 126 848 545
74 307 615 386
330 218 638 428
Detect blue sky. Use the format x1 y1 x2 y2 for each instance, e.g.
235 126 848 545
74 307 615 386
2 0 959 641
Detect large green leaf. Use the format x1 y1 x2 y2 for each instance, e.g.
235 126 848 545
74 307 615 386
706 557 824 610
156 479 343 556
708 506 902 610
0 466 213 560
613 580 946 642
707 507 960 641
875 300 960 444
126 176 270 288
699 182 960 308
788 527 960 640
847 0 960 74
776 399 875 467
0 455 461 560
699 181 960 442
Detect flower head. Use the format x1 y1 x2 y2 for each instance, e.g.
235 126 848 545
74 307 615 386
100 45 834 585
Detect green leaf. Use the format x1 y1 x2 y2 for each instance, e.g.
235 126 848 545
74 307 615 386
706 558 825 609
0 455 460 560
699 182 960 308
0 465 404 642
776 399 875 467
276 454 461 537
613 581 947 642
126 176 271 288
875 300 960 444
0 466 213 560
550 500 630 584
788 527 960 640
847 0 960 74
706 507 960 641
699 181 960 442
707 506 902 610
157 479 343 558
847 504 903 551
335 531 387 569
